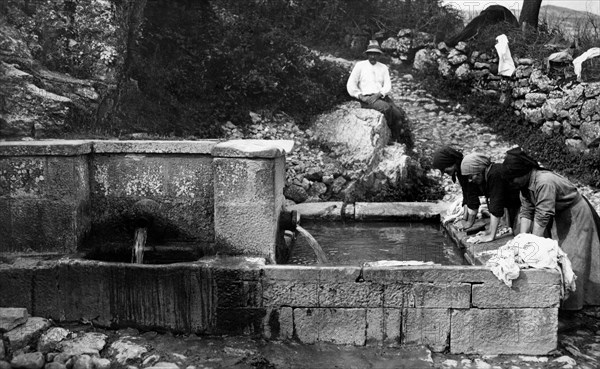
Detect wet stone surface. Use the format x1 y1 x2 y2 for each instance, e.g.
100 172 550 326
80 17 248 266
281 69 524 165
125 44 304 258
0 311 599 369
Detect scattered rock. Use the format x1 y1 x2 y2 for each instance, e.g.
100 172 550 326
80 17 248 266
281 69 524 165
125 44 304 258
0 308 28 332
11 352 45 369
5 318 51 351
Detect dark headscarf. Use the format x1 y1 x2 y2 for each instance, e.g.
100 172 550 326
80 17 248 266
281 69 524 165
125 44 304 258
502 147 541 180
432 146 463 182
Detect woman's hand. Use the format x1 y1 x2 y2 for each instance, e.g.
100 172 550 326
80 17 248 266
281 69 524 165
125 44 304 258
467 231 494 244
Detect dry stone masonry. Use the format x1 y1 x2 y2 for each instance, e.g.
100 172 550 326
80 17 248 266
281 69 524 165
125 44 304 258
384 30 600 154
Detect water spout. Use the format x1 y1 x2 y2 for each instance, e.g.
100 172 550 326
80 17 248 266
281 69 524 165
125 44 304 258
130 199 160 264
296 225 328 264
132 227 147 264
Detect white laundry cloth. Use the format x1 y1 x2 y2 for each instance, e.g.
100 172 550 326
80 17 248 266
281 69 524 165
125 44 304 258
495 34 516 77
442 198 464 225
484 234 576 298
573 47 600 80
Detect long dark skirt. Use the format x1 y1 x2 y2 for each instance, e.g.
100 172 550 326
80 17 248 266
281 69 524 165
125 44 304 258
554 196 600 310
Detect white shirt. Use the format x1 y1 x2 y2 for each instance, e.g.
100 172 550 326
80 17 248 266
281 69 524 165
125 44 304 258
346 60 392 99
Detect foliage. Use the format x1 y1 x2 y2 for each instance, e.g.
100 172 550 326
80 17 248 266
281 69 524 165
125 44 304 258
113 0 350 137
8 0 123 79
229 0 463 58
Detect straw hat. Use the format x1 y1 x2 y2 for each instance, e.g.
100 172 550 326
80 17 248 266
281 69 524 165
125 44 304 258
365 40 383 54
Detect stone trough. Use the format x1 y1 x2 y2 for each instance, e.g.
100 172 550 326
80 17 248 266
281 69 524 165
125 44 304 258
0 140 560 355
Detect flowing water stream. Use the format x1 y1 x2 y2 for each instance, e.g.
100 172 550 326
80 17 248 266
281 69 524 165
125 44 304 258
132 227 147 264
295 225 328 264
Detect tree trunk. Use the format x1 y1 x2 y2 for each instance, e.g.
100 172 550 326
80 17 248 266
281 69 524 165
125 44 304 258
519 0 543 30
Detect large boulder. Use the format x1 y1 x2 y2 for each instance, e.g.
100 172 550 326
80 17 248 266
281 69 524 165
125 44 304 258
311 102 417 201
312 101 390 163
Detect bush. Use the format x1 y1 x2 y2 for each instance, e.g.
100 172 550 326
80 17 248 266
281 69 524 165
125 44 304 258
110 1 350 137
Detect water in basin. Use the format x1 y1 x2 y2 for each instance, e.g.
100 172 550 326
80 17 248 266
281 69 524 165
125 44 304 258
289 221 466 265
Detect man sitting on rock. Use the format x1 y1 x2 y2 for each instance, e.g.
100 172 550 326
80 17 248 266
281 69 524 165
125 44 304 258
346 40 411 148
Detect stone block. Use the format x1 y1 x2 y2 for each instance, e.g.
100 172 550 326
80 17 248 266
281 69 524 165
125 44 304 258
0 141 92 157
472 277 560 308
0 268 32 311
216 280 262 308
162 156 213 199
215 308 266 335
293 308 366 345
209 258 263 281
402 308 450 352
366 308 401 346
279 307 293 339
262 280 318 307
319 282 383 307
212 156 283 260
3 199 83 252
211 139 292 159
284 202 345 221
214 203 278 260
0 200 11 246
161 198 214 241
57 262 113 325
0 157 45 198
384 283 413 307
318 266 362 282
411 283 471 308
213 158 281 204
354 202 448 221
91 155 166 198
32 265 63 320
92 140 216 154
262 265 320 281
45 156 89 200
0 307 28 332
450 308 557 355
101 262 216 333
363 266 496 284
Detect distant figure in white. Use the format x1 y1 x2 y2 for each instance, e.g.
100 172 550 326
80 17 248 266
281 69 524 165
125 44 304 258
346 40 410 147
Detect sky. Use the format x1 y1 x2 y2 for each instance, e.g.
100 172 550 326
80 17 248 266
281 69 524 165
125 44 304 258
442 1 600 16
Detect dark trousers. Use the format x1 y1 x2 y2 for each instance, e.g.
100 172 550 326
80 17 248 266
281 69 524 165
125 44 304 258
360 95 410 146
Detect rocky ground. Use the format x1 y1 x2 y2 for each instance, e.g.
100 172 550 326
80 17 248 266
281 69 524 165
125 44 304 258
2 66 600 369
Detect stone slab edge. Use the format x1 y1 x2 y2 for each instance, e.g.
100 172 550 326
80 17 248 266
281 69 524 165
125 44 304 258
92 140 219 154
211 139 294 158
354 202 450 221
288 201 451 221
0 140 92 156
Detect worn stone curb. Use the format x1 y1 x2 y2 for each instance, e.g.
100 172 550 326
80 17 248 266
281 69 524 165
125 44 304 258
286 201 451 222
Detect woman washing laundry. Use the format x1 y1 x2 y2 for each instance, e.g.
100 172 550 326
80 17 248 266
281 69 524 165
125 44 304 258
460 152 521 243
432 146 482 230
502 147 600 310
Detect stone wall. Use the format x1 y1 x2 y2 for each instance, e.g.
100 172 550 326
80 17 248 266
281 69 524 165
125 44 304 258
0 139 291 260
409 40 600 153
0 257 560 355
